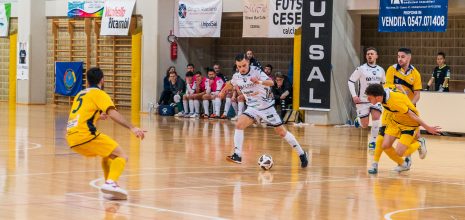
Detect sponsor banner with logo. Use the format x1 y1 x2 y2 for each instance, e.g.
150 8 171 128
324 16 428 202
55 62 83 96
175 0 222 37
243 0 302 38
243 0 268 37
379 0 448 32
300 0 333 110
100 0 135 36
68 0 105 18
268 0 302 38
0 3 10 37
17 40 28 80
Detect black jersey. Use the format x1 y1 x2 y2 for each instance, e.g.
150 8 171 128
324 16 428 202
432 65 450 91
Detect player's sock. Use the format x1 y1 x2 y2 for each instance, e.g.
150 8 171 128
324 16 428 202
108 157 126 182
403 141 421 157
284 132 304 155
232 101 238 115
373 134 384 163
183 99 188 113
101 157 112 180
194 100 200 114
234 129 244 156
384 147 404 165
370 120 380 143
214 97 221 116
224 98 231 116
189 100 195 114
203 100 210 115
238 102 245 116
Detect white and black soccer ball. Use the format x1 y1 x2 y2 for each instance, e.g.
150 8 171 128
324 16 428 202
258 154 273 170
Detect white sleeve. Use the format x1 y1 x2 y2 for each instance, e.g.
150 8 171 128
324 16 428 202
348 67 361 97
205 79 211 94
258 70 270 81
381 68 386 84
187 83 194 94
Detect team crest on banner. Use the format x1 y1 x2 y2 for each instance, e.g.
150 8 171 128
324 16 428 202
55 62 83 96
174 0 222 37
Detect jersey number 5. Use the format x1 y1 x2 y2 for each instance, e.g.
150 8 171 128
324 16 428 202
72 93 86 113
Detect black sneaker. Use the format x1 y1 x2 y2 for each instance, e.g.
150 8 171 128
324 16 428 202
299 151 308 168
226 153 242 164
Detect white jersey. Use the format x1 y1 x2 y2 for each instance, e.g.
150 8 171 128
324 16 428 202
348 63 385 103
230 66 274 110
186 82 196 95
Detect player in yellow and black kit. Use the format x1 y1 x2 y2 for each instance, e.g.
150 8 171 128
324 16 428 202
66 67 146 200
369 48 426 174
365 84 441 172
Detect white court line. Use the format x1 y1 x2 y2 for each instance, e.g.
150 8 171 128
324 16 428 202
0 165 367 177
67 176 374 219
384 206 465 220
67 193 226 220
0 142 42 151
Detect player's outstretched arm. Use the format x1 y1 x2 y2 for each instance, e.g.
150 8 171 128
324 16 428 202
406 110 441 135
107 108 146 139
219 81 233 99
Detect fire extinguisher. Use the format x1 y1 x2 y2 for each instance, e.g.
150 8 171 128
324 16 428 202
168 30 177 60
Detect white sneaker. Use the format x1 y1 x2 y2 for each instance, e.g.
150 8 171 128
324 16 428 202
418 137 427 159
100 181 128 200
189 113 199 118
393 162 410 173
174 112 184 117
230 116 238 121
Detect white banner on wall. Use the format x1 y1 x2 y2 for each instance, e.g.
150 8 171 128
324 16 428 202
100 0 135 36
175 0 222 38
17 40 29 80
268 0 302 38
243 0 302 38
68 0 105 18
243 0 268 38
0 3 11 37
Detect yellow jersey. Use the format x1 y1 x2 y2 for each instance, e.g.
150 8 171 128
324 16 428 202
385 64 422 100
66 87 116 147
382 88 420 127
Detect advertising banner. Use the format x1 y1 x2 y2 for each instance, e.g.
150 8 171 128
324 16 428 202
176 0 222 37
379 0 448 32
100 0 135 36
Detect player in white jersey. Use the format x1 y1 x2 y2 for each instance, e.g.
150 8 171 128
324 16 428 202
219 54 308 167
178 71 196 117
348 47 385 150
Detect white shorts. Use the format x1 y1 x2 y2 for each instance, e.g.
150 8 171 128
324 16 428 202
356 103 382 118
243 106 282 127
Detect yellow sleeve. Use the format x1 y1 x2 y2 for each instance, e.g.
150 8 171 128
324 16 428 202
384 66 395 89
413 69 422 91
94 90 116 113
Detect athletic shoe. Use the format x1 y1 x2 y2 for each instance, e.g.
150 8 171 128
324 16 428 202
405 156 412 169
174 112 184 117
201 114 209 119
393 162 410 173
418 137 427 159
209 114 218 119
189 113 199 118
226 153 242 164
230 116 238 121
100 181 128 200
299 151 309 168
220 114 228 119
368 142 376 150
368 162 378 174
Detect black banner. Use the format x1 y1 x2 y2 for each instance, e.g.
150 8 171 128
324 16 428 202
300 0 333 110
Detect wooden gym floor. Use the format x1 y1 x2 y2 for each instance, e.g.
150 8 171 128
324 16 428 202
1 103 465 220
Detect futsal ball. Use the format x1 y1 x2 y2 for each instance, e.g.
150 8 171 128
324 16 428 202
258 154 274 170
